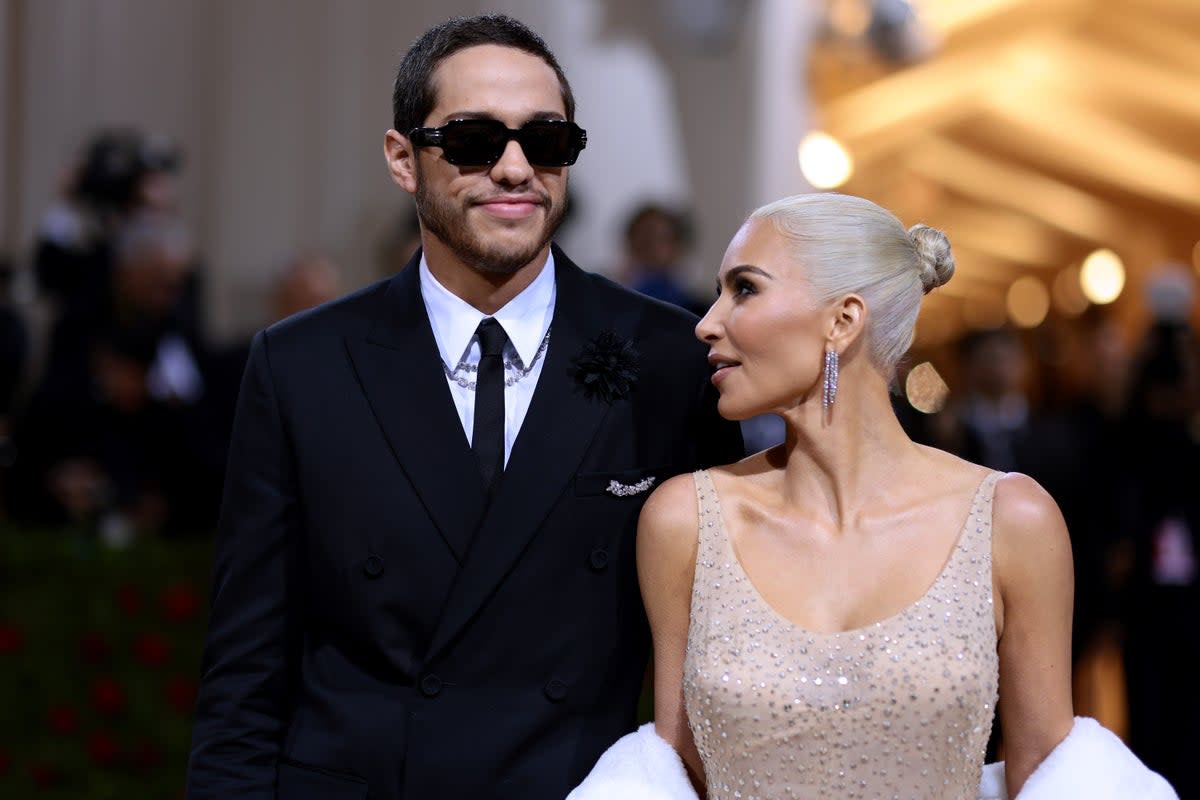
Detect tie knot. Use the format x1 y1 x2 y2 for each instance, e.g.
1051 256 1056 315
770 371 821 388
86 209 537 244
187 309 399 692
476 318 509 358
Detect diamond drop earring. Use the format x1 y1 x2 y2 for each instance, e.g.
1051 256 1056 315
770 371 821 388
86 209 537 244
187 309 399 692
822 348 839 411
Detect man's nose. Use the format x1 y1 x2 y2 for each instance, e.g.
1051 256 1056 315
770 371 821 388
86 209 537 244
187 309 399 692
489 139 535 185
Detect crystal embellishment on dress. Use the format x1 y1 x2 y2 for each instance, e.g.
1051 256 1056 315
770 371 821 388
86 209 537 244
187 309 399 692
682 469 1003 800
606 476 656 497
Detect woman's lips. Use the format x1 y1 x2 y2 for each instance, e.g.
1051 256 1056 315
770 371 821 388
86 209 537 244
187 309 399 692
710 364 738 386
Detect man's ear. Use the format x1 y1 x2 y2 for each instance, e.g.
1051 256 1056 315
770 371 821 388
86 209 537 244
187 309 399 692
384 130 418 194
828 293 866 351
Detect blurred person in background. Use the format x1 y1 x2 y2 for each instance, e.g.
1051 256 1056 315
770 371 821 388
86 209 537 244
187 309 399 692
33 128 185 321
953 327 1081 515
620 201 708 316
271 251 344 322
1060 311 1137 670
1119 264 1200 797
203 251 348 455
10 215 221 538
0 257 30 517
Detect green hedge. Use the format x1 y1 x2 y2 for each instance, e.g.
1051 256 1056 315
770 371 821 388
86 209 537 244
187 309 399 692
0 526 212 799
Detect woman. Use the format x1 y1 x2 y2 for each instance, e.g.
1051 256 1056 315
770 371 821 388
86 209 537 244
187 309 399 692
637 193 1074 799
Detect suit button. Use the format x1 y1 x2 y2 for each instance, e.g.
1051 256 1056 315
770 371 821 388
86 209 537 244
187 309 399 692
544 679 568 702
419 674 442 697
588 548 609 572
364 555 384 578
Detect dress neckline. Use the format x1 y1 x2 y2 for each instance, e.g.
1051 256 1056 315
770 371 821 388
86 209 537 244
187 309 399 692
698 469 1000 637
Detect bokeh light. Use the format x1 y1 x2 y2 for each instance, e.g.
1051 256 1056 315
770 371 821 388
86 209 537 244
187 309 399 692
828 0 872 37
799 132 854 189
1080 248 1125 304
1006 275 1050 328
961 293 1007 330
905 362 950 414
1051 265 1090 317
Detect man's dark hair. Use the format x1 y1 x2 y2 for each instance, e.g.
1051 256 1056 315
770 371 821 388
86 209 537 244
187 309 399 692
392 14 576 135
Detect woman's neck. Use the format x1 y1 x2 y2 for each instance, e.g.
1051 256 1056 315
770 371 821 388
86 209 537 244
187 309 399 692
774 368 919 530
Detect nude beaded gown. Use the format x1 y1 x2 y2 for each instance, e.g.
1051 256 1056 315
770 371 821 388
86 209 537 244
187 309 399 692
683 469 1003 800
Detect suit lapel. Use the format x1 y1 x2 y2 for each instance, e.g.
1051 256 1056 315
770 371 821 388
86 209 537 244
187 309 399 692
424 248 630 662
344 255 486 562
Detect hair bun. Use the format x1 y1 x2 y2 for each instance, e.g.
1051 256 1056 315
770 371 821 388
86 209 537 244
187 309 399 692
908 224 955 293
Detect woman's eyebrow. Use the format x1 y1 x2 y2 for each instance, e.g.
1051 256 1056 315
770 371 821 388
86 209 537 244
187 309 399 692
722 265 774 283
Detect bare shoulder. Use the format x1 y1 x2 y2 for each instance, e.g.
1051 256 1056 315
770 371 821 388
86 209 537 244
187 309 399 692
993 473 1070 549
992 473 1073 587
638 472 701 560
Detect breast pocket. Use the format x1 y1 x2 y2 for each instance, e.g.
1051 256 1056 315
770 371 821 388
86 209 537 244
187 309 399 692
573 466 672 498
277 759 368 800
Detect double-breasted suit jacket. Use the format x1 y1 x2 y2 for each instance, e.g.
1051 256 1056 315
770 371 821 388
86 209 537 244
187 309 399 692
187 246 743 800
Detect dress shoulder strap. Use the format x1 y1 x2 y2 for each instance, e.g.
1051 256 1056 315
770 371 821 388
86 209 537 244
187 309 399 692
691 469 728 575
956 470 1006 566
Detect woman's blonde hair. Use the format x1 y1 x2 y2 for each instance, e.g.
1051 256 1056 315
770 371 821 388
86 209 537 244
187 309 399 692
749 192 954 374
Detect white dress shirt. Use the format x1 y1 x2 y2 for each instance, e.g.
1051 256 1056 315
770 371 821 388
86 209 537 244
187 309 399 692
419 251 557 466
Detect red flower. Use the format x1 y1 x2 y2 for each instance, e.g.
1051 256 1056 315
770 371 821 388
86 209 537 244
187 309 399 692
115 584 143 617
28 761 58 788
0 622 24 655
87 731 121 768
165 674 197 715
80 631 112 665
134 632 172 667
91 677 127 717
46 704 80 736
162 582 200 623
128 738 163 771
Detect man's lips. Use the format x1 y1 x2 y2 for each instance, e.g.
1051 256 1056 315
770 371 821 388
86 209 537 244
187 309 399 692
475 195 543 219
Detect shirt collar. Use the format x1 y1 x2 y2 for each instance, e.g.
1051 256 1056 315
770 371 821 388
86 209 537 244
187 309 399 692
419 249 556 367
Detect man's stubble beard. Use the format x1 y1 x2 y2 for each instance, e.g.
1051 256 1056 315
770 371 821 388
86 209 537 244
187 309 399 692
414 166 568 276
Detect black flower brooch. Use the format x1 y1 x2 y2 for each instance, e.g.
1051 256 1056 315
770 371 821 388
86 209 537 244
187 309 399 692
572 331 640 403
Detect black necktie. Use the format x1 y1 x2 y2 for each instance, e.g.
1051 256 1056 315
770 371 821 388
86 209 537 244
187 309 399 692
472 318 508 494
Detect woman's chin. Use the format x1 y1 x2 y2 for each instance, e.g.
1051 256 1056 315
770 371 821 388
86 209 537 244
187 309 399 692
717 396 768 422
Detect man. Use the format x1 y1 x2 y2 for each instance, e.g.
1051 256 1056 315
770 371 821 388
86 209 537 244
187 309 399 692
187 14 740 800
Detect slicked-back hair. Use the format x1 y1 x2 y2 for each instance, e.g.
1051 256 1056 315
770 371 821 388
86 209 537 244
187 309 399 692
392 14 576 135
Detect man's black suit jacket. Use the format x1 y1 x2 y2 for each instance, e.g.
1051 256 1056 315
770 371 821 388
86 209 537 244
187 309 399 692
187 246 742 799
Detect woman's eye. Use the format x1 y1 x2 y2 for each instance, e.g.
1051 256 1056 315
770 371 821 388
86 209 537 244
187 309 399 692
734 279 757 296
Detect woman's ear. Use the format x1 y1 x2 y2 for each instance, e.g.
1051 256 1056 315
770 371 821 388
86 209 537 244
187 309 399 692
384 130 418 194
828 293 866 351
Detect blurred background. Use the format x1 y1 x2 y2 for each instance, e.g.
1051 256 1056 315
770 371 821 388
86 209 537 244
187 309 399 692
0 0 1198 797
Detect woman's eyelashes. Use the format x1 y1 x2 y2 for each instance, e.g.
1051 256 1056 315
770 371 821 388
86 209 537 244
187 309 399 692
732 277 758 298
714 277 759 300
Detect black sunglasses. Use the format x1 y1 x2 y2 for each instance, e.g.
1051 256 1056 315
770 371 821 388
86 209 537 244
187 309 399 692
408 119 587 167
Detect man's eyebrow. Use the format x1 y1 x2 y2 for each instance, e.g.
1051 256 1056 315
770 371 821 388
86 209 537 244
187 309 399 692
436 110 567 124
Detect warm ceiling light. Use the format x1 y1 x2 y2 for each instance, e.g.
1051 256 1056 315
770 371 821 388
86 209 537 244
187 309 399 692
1007 276 1050 328
913 308 955 346
1052 265 1089 317
828 0 871 37
905 362 950 414
1080 248 1126 304
799 132 854 189
962 293 1007 330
